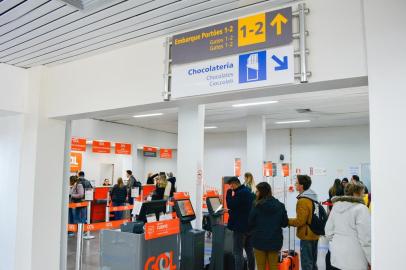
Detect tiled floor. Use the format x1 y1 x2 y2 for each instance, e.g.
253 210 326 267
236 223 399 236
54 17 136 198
67 229 327 269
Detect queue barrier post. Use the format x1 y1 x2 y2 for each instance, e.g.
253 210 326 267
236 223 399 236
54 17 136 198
105 192 110 222
83 201 95 240
75 223 84 270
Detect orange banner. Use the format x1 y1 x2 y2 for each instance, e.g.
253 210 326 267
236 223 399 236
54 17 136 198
71 137 87 152
234 158 241 177
159 148 173 159
69 201 88 208
115 143 132 155
109 205 134 212
92 140 111 153
67 219 131 232
263 161 273 177
70 152 83 173
144 219 180 240
282 163 290 177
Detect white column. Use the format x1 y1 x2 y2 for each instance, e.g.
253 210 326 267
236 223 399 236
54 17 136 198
246 116 266 182
363 0 406 268
177 104 205 229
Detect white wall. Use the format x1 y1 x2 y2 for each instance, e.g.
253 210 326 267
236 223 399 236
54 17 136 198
363 0 406 268
0 115 24 270
71 119 178 182
204 125 370 213
41 0 367 119
0 63 28 114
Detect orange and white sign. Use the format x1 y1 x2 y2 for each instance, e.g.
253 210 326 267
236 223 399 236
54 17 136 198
71 137 87 151
92 140 111 153
159 148 173 159
70 152 82 173
115 143 132 155
143 146 158 157
282 163 290 177
263 161 273 177
67 219 131 232
144 219 180 240
234 158 241 177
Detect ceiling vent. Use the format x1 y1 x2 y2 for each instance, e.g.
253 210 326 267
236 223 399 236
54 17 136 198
58 0 119 11
296 108 312 113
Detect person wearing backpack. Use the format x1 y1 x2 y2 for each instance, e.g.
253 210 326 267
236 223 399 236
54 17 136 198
126 170 141 205
289 175 321 270
325 182 371 270
70 177 85 224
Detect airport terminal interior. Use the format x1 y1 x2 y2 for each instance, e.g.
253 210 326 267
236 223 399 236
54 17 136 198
0 0 405 270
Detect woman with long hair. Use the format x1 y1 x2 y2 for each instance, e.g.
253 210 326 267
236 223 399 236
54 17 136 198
329 178 344 200
110 177 127 220
248 182 288 270
244 172 256 193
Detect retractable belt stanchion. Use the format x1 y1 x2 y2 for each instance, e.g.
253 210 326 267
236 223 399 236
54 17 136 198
75 223 84 270
105 190 110 222
83 188 95 240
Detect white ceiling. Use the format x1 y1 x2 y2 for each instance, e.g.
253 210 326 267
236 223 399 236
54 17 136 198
0 0 296 68
94 86 370 133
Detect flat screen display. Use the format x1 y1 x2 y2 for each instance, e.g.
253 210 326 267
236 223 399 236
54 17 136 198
177 199 195 217
208 197 222 213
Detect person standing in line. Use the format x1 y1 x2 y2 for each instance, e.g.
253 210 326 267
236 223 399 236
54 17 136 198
341 178 349 190
325 182 371 270
249 182 288 270
110 177 127 220
152 173 172 200
70 177 85 224
351 175 369 194
126 170 140 205
76 171 92 223
243 172 256 194
226 177 255 270
288 175 320 270
146 172 159 185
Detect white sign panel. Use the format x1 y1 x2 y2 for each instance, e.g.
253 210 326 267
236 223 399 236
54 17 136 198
171 45 294 98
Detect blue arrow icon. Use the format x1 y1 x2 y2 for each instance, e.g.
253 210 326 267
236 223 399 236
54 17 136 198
272 55 288 71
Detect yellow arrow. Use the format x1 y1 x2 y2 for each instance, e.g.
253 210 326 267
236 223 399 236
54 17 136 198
270 13 288 35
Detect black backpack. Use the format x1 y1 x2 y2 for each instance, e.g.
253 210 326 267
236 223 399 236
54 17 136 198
79 178 93 189
306 198 328 236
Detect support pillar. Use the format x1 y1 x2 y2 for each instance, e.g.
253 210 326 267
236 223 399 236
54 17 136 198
246 116 266 182
177 104 205 229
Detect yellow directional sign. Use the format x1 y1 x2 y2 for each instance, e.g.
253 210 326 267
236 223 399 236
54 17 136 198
238 13 266 47
270 13 288 36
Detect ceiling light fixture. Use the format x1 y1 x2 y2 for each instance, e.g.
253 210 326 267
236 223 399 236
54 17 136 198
232 100 279 107
133 113 163 118
275 120 311 124
204 126 218 129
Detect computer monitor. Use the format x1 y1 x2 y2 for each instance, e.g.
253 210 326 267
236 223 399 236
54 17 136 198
206 197 223 216
136 200 167 223
174 199 196 222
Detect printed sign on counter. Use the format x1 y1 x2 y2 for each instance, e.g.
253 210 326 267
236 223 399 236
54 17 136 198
263 161 273 177
159 148 173 159
70 152 82 172
85 188 94 201
71 137 87 151
144 219 180 240
92 140 111 153
115 143 132 155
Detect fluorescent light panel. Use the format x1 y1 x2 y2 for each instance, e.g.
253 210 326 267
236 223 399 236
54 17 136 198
232 100 278 107
133 113 163 118
205 126 218 129
275 120 311 124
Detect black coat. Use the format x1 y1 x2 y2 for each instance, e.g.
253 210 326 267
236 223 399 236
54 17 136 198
111 185 127 203
226 185 254 233
248 197 288 251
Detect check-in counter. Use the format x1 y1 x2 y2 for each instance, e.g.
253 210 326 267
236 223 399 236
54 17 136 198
100 219 180 270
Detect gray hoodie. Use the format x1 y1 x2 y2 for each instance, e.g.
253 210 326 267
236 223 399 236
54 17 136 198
298 188 318 201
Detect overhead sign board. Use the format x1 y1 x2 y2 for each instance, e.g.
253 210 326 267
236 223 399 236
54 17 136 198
171 7 292 65
171 44 294 98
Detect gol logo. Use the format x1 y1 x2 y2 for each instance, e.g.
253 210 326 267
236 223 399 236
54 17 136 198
144 251 176 270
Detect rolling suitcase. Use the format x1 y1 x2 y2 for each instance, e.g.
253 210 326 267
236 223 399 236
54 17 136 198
224 252 248 270
265 228 300 270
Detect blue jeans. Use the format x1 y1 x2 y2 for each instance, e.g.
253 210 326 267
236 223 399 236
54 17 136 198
300 240 319 270
233 231 256 270
74 207 87 224
68 208 74 224
112 202 125 220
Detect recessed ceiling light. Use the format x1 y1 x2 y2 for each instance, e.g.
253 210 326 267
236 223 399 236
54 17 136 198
205 126 218 129
275 120 311 124
133 113 163 118
232 100 279 107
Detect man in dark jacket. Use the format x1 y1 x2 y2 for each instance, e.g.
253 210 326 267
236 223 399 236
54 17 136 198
126 170 141 205
226 177 255 270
